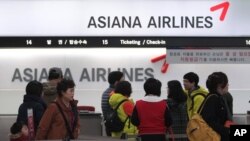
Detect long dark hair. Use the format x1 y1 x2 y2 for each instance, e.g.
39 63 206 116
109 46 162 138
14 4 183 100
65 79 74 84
206 72 228 94
167 80 187 103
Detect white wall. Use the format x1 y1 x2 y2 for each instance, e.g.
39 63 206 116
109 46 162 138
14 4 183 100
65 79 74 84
0 48 249 114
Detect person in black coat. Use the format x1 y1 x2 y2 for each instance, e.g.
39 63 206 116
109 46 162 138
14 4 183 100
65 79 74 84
17 80 47 134
201 72 233 141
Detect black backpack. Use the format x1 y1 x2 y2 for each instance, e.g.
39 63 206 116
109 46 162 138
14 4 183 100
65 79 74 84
105 99 129 132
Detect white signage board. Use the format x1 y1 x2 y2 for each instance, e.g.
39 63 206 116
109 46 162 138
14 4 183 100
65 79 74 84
0 0 249 36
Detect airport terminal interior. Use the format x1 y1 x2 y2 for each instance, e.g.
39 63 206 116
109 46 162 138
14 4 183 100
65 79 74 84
1 0 250 141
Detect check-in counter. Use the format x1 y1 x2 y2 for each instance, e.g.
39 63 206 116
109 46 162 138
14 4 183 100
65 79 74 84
0 115 16 141
78 112 103 136
233 114 250 125
1 113 249 141
0 113 104 141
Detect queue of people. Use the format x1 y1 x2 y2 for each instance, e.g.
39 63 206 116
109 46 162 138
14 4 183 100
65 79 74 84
9 69 234 141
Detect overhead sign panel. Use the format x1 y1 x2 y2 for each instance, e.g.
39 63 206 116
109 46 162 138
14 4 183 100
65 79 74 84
0 0 249 36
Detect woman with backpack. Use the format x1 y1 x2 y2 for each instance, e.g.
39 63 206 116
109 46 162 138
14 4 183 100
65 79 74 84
201 72 234 141
108 81 137 138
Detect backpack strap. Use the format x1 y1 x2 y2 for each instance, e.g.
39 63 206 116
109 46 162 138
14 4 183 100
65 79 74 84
53 102 74 139
189 93 207 111
114 99 128 111
197 94 217 114
114 99 129 124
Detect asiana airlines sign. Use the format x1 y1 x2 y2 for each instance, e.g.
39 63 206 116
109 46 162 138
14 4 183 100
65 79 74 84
11 67 154 83
87 16 213 29
0 0 249 36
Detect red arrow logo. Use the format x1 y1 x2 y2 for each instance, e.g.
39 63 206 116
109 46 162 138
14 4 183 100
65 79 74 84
210 1 230 21
151 54 169 73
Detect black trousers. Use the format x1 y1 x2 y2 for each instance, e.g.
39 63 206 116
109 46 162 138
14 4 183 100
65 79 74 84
139 134 166 141
105 126 111 136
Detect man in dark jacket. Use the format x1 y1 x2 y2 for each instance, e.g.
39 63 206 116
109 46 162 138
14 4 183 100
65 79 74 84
101 71 124 136
17 80 46 134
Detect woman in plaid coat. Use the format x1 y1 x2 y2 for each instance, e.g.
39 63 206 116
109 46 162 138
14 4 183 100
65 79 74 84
166 80 188 141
